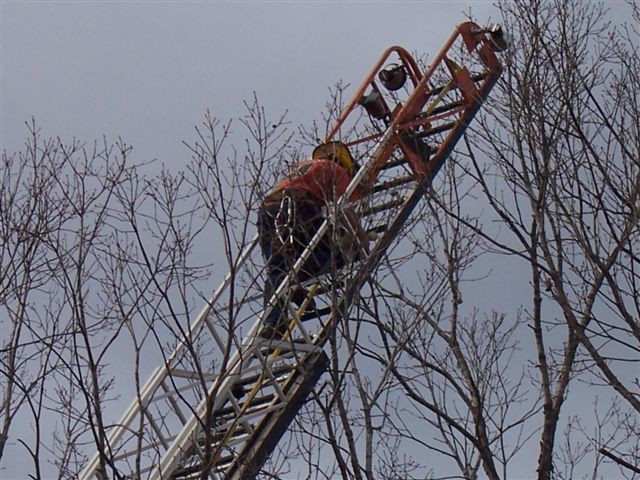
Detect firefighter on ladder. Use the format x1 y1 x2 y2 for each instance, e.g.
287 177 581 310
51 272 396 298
257 141 369 339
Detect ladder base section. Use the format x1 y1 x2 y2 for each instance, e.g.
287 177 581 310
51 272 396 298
226 350 330 480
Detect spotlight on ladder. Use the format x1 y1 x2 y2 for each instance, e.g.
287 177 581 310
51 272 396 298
378 63 407 91
487 24 508 52
358 91 388 120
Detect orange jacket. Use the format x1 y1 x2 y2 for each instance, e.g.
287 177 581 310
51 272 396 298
270 159 364 208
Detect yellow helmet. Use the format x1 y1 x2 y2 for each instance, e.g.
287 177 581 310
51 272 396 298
312 141 357 175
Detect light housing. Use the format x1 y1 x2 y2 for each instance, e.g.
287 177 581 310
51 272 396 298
487 24 508 52
358 91 388 120
378 63 407 91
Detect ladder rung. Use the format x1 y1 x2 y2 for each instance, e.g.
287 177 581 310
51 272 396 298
427 72 485 98
237 393 277 413
372 175 415 194
192 427 249 453
429 99 464 116
381 157 407 171
413 99 465 123
172 453 235 479
300 305 332 321
169 368 216 381
210 426 250 446
362 198 406 217
418 120 456 138
112 434 169 462
235 364 294 390
213 455 235 471
214 404 284 435
368 224 388 234
214 393 277 420
209 293 262 315
231 351 298 380
148 380 200 405
259 339 321 354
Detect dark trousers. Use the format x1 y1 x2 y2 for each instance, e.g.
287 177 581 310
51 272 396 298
257 198 333 326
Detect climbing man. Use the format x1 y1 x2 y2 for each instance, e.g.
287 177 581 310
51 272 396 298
256 141 369 339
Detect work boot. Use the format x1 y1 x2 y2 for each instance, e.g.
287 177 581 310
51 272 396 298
230 383 244 399
290 286 316 312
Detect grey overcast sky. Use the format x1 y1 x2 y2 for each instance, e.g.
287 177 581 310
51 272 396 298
3 2 638 479
1 1 501 166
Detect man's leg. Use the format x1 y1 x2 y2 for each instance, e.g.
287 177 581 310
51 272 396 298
297 206 337 280
258 204 287 329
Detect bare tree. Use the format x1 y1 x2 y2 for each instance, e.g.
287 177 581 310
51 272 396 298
0 105 285 477
0 122 140 476
464 0 640 477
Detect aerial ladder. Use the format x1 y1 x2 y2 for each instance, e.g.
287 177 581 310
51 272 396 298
80 22 506 480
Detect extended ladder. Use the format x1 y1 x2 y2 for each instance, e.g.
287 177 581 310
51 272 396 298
80 22 505 480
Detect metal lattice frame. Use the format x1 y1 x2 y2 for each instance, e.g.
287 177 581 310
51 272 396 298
80 22 504 480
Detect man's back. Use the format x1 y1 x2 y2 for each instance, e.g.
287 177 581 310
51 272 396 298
273 159 352 208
